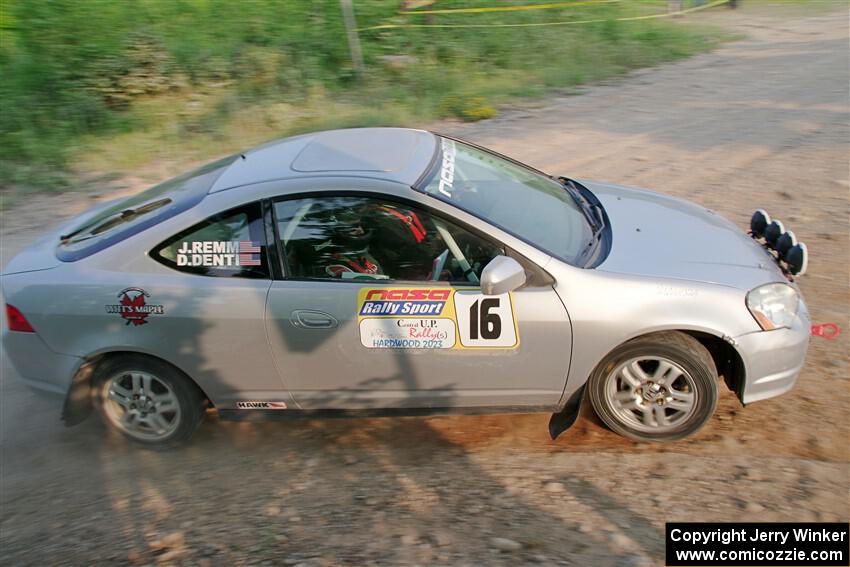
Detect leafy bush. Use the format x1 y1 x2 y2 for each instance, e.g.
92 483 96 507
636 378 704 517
0 0 722 190
439 96 497 122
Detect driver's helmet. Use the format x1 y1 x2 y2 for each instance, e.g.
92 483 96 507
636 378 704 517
365 204 433 279
368 204 428 247
321 205 374 252
318 202 431 279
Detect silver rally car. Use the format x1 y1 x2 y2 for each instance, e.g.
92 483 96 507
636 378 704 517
2 128 811 446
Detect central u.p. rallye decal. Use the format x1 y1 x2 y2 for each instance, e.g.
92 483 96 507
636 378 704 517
357 287 518 350
360 318 456 349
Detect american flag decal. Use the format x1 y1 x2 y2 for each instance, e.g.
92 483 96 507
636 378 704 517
238 241 262 266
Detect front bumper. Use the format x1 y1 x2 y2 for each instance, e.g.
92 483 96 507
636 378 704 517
734 304 810 404
2 329 81 395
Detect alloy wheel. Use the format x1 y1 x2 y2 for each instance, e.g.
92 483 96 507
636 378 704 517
100 371 182 441
604 356 698 433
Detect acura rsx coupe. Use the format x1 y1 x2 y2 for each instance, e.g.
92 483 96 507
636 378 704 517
1 128 811 447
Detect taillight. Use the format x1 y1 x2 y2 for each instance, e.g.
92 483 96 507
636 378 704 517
5 304 35 333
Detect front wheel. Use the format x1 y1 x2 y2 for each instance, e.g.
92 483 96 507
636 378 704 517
94 355 205 448
587 332 718 442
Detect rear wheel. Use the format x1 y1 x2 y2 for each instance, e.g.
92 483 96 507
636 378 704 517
588 332 718 442
94 355 204 447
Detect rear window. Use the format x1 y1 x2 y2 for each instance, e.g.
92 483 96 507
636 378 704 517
151 203 269 279
56 155 237 261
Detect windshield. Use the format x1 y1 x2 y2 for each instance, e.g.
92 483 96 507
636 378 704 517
420 138 592 265
57 155 236 261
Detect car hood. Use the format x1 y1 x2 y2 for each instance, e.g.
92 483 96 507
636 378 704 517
581 180 785 290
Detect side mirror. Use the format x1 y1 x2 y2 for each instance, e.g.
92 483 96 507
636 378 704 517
480 255 526 295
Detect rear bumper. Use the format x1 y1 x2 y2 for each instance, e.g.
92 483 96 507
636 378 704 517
2 329 81 395
734 305 810 404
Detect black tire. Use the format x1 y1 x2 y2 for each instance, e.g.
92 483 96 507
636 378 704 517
92 354 205 448
587 331 718 442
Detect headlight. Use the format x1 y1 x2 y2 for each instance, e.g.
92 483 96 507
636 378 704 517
746 283 799 330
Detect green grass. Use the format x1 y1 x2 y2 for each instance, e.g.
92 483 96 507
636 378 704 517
0 0 729 192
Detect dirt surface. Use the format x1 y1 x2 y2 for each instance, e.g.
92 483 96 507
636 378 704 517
1 4 848 566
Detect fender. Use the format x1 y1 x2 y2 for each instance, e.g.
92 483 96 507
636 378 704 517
61 349 213 426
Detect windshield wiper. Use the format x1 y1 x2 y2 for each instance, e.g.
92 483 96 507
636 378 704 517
557 176 603 232
60 198 172 244
556 176 607 265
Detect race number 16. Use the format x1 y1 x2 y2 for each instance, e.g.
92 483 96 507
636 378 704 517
454 291 518 348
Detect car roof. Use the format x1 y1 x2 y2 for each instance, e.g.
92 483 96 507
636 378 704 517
209 127 437 193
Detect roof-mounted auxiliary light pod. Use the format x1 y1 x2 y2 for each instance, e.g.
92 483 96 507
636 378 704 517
775 230 797 260
749 209 808 276
785 242 808 276
750 209 771 238
764 219 785 248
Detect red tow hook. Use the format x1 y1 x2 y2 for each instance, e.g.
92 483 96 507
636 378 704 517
810 323 841 340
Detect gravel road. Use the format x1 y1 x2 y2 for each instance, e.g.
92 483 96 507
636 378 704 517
2 4 848 566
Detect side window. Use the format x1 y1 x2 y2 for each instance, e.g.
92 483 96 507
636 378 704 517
152 202 269 278
274 196 503 283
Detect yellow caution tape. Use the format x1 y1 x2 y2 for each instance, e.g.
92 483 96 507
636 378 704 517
400 0 620 16
359 0 729 32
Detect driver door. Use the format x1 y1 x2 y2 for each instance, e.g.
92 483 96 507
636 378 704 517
264 192 572 410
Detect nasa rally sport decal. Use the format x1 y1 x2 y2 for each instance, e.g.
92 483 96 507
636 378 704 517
105 287 164 326
357 287 518 350
236 401 288 410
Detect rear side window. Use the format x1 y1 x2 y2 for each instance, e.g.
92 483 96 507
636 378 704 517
152 203 269 279
57 155 236 262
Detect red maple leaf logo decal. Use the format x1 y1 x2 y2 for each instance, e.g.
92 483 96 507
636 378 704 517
120 293 145 307
119 290 149 326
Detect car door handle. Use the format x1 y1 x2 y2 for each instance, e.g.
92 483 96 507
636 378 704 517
291 310 338 329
